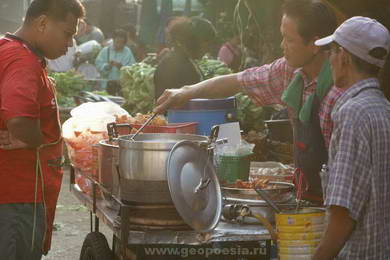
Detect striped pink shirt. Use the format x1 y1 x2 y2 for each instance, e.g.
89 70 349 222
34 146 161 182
237 57 343 148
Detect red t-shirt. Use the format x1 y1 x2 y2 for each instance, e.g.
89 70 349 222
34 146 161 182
0 35 62 203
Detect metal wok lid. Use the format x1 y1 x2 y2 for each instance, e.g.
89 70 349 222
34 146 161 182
167 141 222 232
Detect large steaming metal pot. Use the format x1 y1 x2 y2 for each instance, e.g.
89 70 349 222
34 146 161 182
98 139 119 199
118 133 209 203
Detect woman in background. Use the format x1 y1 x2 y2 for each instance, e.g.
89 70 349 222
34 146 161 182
153 17 217 99
95 29 136 92
218 31 243 72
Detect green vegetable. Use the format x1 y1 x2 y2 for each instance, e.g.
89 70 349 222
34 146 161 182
92 90 109 96
235 93 276 132
196 56 233 79
119 56 274 131
120 63 156 114
49 70 88 108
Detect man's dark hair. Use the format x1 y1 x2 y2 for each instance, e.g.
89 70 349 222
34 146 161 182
24 0 85 24
282 0 337 43
113 29 128 42
350 51 384 76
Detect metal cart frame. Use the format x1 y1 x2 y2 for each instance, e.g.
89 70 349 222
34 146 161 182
69 167 273 260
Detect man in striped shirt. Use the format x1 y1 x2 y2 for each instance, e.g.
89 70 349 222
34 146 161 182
314 17 390 259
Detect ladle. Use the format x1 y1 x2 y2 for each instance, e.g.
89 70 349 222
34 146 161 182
130 113 158 141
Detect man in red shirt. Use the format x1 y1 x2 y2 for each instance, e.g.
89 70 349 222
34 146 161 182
0 0 84 259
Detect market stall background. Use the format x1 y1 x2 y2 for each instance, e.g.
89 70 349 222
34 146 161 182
2 0 390 259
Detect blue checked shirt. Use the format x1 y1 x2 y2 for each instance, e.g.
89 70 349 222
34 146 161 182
322 78 390 259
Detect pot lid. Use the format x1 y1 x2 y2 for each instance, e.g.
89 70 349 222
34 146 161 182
167 141 222 232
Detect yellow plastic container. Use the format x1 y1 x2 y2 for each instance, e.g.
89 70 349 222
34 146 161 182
279 254 314 260
277 224 325 233
276 208 325 259
278 239 320 248
279 246 317 255
276 208 325 226
278 231 323 240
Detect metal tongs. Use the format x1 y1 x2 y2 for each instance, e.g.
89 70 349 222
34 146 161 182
254 188 282 214
130 113 158 141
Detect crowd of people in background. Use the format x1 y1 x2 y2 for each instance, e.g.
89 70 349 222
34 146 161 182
46 15 261 94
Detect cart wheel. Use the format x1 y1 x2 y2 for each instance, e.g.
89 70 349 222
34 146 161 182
79 232 113 260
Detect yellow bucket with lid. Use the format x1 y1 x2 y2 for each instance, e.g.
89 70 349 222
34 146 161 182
279 246 317 255
278 239 321 248
276 208 325 259
279 254 314 260
278 231 323 240
277 223 324 233
276 208 325 226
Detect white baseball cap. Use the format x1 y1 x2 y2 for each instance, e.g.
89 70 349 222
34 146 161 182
315 16 390 68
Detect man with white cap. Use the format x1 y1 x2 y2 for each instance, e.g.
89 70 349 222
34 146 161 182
313 16 390 259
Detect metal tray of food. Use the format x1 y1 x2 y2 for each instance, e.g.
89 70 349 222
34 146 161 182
221 181 295 203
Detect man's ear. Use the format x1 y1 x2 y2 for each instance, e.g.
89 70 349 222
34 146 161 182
35 14 49 33
310 36 321 55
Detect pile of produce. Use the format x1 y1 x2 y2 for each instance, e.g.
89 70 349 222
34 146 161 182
120 63 156 115
119 56 282 157
197 56 233 79
49 70 88 107
235 93 278 132
119 57 233 116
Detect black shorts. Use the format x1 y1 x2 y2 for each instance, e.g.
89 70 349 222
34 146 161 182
0 203 45 260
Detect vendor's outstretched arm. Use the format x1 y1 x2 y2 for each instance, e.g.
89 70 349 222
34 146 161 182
313 205 356 260
154 73 240 113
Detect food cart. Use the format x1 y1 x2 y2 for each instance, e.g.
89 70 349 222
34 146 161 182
64 103 325 260
66 119 286 260
70 166 276 260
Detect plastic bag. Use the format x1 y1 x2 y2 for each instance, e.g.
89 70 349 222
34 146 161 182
216 139 255 157
63 102 129 173
70 101 128 118
78 40 101 55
